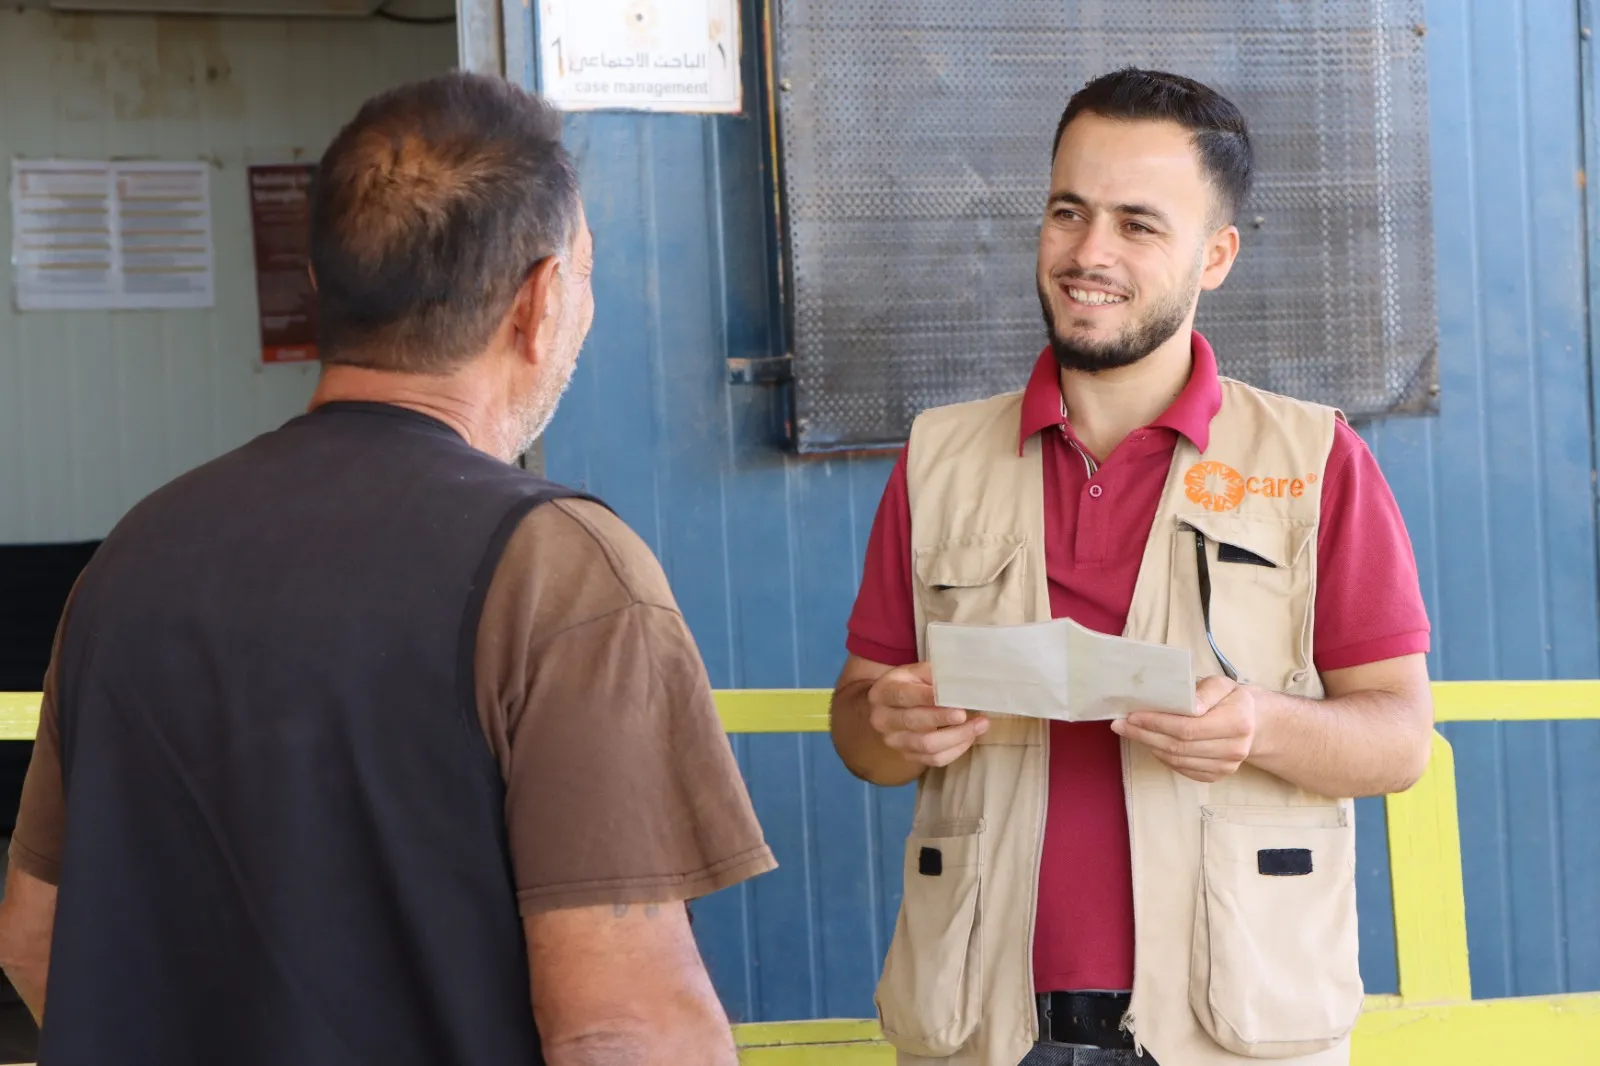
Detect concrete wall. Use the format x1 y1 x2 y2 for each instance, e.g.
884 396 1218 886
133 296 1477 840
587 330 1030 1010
0 9 456 543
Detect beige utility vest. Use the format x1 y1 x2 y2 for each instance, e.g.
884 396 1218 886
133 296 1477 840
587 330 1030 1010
874 378 1362 1066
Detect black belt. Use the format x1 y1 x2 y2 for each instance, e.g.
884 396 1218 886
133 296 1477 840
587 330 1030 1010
1036 991 1135 1050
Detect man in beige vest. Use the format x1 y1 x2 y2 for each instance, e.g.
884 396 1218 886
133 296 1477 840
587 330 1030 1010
831 69 1435 1066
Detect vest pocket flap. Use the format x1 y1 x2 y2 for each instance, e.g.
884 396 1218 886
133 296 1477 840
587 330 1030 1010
915 536 1026 590
910 816 986 842
1202 804 1348 829
1178 512 1314 569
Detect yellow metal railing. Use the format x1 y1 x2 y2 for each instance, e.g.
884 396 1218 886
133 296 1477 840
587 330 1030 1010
4 683 1600 1063
0 693 44 741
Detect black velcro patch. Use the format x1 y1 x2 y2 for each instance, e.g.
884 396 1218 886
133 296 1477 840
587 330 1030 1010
1218 542 1276 567
1258 848 1314 876
918 847 943 876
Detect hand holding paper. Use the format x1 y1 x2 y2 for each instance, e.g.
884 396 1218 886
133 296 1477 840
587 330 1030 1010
1111 675 1260 783
862 662 991 770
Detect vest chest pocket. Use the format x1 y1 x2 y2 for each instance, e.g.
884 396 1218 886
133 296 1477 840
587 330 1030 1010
875 821 984 1057
1173 513 1317 693
915 536 1030 628
1189 805 1363 1058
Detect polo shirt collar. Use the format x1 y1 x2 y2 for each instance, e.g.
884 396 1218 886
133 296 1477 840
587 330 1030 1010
1016 331 1223 455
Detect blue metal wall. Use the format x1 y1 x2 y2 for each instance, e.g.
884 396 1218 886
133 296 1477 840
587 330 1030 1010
1408 0 1600 997
534 0 1600 1020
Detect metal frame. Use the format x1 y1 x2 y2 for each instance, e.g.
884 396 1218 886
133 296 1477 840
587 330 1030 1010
1580 0 1600 605
770 1 1439 454
454 0 503 75
458 0 545 473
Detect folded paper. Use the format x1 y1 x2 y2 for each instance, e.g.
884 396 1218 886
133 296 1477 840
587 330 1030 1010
927 617 1196 722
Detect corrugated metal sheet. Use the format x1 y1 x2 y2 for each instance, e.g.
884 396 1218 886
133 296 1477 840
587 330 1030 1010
1384 0 1600 998
0 9 456 543
541 0 1600 1020
543 37 914 1013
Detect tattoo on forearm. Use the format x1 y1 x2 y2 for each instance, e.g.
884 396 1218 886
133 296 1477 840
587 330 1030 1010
609 903 662 919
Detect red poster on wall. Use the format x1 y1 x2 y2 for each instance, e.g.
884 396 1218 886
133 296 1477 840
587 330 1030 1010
248 164 318 364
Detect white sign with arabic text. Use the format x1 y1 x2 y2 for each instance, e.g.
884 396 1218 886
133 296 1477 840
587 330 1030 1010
538 0 741 114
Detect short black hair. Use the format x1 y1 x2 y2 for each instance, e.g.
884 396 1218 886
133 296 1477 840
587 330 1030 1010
311 71 582 372
1051 68 1253 224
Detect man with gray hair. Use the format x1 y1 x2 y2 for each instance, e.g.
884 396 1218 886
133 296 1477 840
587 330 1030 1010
0 72 772 1066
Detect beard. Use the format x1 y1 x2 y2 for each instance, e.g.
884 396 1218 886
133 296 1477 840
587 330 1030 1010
504 304 585 463
509 352 578 459
1038 266 1199 374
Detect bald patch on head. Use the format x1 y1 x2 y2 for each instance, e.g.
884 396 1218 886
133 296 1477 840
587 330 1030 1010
337 130 454 259
330 127 522 272
310 72 580 373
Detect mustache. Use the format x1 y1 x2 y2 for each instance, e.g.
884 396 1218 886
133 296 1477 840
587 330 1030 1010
1051 270 1132 299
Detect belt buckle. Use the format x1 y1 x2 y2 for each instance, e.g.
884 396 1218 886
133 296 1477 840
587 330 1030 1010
1041 991 1133 1051
1036 992 1058 1043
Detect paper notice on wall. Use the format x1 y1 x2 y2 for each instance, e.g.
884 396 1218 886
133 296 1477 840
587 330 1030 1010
10 160 214 311
10 162 114 309
115 163 214 308
247 164 318 364
538 0 742 114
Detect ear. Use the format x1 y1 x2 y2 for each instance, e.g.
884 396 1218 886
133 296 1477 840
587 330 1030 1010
1199 224 1240 292
510 257 564 366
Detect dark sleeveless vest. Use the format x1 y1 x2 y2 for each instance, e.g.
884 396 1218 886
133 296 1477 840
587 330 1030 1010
45 403 586 1066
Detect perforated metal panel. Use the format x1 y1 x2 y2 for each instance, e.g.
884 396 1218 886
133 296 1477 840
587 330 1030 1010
776 0 1437 452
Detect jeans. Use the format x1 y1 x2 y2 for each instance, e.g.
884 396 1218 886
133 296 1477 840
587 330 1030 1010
1017 1044 1150 1065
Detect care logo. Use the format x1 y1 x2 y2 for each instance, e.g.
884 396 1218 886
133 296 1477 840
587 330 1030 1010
1184 461 1318 513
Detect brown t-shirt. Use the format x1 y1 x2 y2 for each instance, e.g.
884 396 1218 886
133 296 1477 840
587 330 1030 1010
9 498 775 913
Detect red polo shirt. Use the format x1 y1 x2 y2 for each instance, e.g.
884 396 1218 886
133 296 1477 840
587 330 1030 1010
846 332 1430 993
